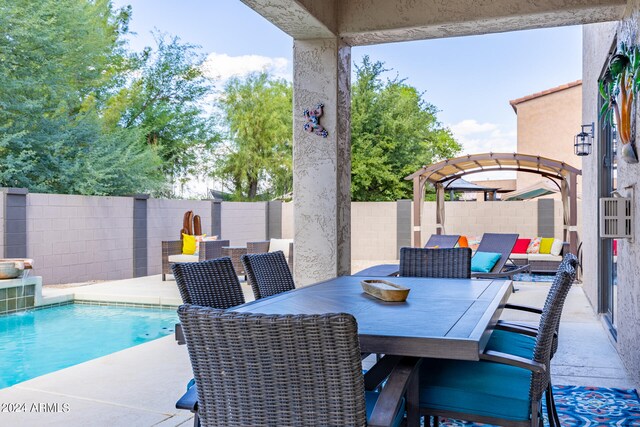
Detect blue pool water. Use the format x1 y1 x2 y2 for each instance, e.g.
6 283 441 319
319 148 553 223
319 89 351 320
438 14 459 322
0 304 177 388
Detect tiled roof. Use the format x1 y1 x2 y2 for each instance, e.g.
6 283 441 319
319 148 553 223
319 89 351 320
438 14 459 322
509 80 582 113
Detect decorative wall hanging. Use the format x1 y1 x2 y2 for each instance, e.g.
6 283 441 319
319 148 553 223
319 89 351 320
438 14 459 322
303 103 328 138
599 43 639 164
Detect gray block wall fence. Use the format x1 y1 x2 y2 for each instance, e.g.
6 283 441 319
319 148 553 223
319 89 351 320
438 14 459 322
0 189 579 285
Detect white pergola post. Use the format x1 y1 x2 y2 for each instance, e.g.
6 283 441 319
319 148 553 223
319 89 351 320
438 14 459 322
293 38 351 285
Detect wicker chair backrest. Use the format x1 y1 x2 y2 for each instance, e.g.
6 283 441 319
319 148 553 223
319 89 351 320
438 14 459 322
399 247 472 278
178 305 367 427
171 258 244 309
241 251 295 300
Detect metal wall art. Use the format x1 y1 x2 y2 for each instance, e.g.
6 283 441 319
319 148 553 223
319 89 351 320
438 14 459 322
303 103 328 138
599 43 639 163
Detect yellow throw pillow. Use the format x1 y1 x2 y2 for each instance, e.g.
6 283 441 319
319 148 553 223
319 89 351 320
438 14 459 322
182 234 197 255
539 237 554 254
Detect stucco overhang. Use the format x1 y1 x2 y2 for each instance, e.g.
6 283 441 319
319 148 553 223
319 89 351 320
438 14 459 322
240 0 625 45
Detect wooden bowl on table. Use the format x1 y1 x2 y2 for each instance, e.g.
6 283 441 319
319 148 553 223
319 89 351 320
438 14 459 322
361 279 410 302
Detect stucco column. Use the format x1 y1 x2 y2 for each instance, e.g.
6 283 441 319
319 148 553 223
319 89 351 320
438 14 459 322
293 38 351 285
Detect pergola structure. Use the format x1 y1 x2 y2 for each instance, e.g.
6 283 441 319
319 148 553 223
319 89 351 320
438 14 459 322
405 153 582 255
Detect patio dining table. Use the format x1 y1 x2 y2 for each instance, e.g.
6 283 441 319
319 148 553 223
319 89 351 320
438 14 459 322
231 275 512 360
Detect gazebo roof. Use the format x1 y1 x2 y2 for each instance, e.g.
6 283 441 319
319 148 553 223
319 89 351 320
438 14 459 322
444 178 499 192
405 152 582 184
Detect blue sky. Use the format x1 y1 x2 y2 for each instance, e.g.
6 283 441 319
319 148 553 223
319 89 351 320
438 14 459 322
113 0 582 164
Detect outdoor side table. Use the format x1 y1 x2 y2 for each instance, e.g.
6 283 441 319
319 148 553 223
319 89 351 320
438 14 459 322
222 246 247 276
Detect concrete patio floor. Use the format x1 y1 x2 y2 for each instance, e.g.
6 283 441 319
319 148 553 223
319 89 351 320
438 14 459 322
0 276 635 426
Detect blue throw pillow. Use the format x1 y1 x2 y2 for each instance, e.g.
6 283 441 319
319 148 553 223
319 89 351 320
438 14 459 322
471 251 502 273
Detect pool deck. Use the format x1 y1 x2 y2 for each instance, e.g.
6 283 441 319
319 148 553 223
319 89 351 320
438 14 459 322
0 276 635 426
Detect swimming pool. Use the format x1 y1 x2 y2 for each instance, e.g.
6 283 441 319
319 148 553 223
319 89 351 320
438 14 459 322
0 304 177 388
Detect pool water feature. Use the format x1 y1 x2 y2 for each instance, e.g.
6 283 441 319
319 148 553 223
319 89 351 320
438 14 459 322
0 304 177 388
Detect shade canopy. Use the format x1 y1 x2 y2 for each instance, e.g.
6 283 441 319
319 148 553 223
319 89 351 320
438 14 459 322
406 153 581 185
501 180 559 201
406 153 582 255
444 178 499 192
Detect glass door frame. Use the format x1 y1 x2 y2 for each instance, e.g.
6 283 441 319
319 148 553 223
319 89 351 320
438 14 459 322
598 42 618 340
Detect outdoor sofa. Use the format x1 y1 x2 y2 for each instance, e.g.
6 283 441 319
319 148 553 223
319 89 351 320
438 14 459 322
508 240 570 274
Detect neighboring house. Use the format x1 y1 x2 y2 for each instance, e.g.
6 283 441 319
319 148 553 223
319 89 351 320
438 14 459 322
471 81 582 199
509 80 583 196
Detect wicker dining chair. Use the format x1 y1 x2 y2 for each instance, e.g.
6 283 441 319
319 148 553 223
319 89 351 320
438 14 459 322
419 255 577 427
171 257 245 309
485 253 578 427
178 305 422 427
171 258 246 427
399 247 472 279
241 250 295 300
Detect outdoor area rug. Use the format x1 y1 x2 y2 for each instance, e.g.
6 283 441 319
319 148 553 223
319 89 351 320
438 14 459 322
425 385 640 426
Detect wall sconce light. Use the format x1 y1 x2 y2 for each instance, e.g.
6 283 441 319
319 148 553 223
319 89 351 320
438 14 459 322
574 122 594 156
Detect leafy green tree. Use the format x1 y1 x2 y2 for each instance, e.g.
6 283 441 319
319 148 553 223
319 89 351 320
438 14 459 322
103 33 219 188
0 0 165 195
215 73 293 200
351 56 461 201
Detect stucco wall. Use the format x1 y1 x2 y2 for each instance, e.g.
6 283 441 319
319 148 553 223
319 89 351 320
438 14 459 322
27 193 133 285
220 202 267 246
146 199 213 275
582 22 617 310
281 202 294 239
351 202 397 260
279 199 566 260
515 84 583 196
583 9 640 387
419 199 574 243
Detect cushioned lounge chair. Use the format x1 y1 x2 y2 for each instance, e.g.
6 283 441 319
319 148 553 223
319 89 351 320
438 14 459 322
178 306 422 427
424 234 460 249
471 233 529 279
419 255 577 427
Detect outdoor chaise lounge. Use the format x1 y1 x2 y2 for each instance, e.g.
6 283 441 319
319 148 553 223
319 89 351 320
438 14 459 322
161 239 229 281
424 234 460 248
178 305 422 427
471 233 530 279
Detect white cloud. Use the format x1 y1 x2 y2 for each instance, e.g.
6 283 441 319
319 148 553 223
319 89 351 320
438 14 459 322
450 119 498 136
448 119 517 180
201 52 291 84
448 119 516 155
